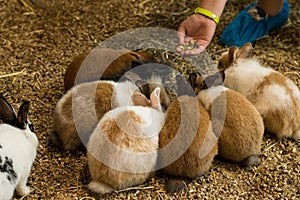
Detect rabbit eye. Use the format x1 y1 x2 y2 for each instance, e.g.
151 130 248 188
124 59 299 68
218 62 223 68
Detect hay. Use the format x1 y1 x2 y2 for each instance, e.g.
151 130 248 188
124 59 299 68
0 68 27 78
0 0 298 199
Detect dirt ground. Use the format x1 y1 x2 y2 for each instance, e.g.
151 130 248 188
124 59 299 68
0 0 299 199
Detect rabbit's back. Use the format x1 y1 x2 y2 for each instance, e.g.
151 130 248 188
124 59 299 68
159 96 218 178
88 106 164 189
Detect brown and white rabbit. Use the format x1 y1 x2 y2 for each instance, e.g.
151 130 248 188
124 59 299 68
64 48 155 91
0 94 38 200
218 43 300 139
189 71 264 167
51 75 170 151
87 87 165 194
158 95 218 193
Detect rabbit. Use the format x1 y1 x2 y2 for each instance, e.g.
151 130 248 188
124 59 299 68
51 75 170 151
188 71 264 167
218 42 300 139
87 87 165 194
64 48 155 91
126 60 194 98
158 95 218 193
0 94 38 200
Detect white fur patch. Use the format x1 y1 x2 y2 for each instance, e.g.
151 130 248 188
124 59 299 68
225 59 273 96
108 106 165 140
286 79 300 102
197 86 228 110
255 84 292 114
147 75 162 85
113 81 138 107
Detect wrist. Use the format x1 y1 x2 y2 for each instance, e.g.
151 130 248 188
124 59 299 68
194 7 220 24
199 0 226 17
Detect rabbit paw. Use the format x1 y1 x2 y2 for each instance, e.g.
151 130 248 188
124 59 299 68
88 181 114 194
293 130 300 140
17 186 31 196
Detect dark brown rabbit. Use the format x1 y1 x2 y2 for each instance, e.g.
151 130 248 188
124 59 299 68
64 48 155 91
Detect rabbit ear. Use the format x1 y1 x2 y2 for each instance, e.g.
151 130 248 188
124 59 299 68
228 46 239 66
17 101 30 130
236 42 253 59
150 87 162 111
188 73 198 90
135 80 150 99
0 94 17 126
128 52 142 60
132 92 150 107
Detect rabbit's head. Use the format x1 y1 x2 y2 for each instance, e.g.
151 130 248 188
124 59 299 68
188 71 225 94
132 87 163 112
218 42 253 70
0 94 37 145
135 78 170 111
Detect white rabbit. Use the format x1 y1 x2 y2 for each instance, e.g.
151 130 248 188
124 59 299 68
51 75 170 151
0 94 38 200
87 87 165 194
219 43 300 139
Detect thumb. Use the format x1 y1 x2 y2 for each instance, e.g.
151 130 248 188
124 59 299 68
177 24 187 45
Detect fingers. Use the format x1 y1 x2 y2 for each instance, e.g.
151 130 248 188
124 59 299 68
182 45 206 56
177 24 207 55
176 39 207 56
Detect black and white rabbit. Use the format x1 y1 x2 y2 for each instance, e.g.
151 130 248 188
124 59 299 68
0 94 38 200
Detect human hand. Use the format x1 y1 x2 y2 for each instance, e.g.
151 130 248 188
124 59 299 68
177 14 217 55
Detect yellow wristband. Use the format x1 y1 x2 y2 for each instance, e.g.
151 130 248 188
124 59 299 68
194 7 220 24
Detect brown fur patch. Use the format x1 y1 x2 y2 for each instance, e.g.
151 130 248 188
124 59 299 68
52 81 116 151
94 82 114 120
248 72 296 106
159 96 218 178
218 53 231 70
247 72 300 137
87 107 157 189
212 90 264 162
102 111 155 153
59 92 73 121
64 48 155 91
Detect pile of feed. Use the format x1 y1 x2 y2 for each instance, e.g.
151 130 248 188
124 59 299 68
0 0 299 199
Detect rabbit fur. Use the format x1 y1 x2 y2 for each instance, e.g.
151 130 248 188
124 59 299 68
64 48 155 91
158 95 218 193
52 75 169 151
87 87 165 194
0 95 38 200
189 72 264 166
219 43 300 139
